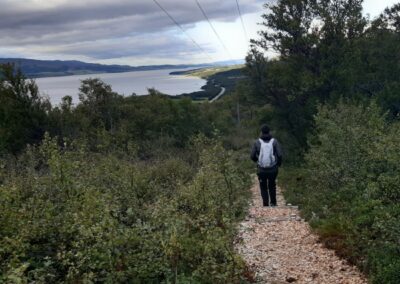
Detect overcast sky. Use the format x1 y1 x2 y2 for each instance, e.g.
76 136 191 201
0 0 398 66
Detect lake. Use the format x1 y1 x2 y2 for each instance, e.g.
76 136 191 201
35 68 206 106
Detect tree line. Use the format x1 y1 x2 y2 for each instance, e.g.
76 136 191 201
240 1 400 282
0 63 253 281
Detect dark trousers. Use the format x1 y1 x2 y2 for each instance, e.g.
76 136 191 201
257 170 278 206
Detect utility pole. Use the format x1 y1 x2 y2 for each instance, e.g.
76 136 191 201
236 100 241 126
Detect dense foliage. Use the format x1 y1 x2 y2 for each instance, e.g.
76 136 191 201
0 60 254 282
0 133 251 282
0 64 238 156
245 0 400 161
240 1 400 282
281 102 400 283
0 64 50 154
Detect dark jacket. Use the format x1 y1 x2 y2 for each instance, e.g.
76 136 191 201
250 134 283 172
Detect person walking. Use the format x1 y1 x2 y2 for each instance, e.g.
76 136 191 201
250 125 283 207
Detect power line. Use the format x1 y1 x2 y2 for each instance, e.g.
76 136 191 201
152 0 214 62
235 0 249 42
194 0 233 60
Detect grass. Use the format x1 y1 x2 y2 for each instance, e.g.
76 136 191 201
183 65 245 79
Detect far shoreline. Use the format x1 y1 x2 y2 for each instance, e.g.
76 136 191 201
30 66 211 79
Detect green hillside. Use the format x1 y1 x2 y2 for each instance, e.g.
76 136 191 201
0 58 211 78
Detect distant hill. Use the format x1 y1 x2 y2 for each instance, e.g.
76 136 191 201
0 58 215 78
170 64 245 77
172 65 247 101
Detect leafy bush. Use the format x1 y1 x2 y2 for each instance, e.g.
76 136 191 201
0 135 251 283
280 101 400 283
0 64 50 154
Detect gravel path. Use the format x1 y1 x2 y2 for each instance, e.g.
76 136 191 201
235 181 367 284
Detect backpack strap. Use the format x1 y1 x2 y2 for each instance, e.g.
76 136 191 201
259 138 274 143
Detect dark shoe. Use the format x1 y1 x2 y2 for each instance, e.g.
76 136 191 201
263 203 269 207
270 204 277 207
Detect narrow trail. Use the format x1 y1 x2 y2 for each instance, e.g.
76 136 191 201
235 180 367 284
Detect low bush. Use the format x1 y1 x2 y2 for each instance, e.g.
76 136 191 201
0 135 251 283
280 101 400 283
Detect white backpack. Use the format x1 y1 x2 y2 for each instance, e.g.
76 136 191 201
258 138 276 168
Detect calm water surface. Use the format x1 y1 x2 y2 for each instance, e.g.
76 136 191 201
36 68 206 106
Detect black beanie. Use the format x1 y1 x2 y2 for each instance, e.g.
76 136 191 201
261 124 270 134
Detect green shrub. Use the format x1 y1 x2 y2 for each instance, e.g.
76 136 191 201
280 101 400 282
0 135 251 283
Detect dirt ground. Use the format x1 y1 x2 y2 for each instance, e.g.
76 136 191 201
235 181 367 284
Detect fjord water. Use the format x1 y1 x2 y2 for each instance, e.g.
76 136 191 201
36 68 206 106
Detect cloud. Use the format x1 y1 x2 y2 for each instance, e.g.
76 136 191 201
47 33 213 59
0 0 264 63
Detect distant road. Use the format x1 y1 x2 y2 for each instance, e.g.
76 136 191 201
210 86 226 103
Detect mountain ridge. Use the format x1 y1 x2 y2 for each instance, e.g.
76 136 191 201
0 58 244 78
